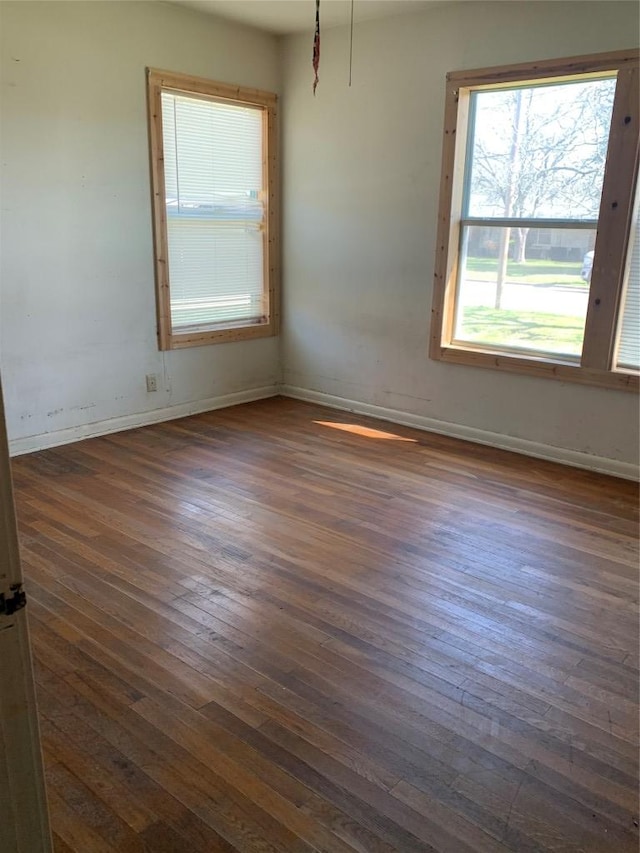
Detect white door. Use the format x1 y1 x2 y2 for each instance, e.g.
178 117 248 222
0 377 52 853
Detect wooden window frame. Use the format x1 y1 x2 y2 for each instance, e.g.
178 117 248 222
430 49 639 391
147 69 279 350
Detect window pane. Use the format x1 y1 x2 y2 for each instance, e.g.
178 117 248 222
615 187 640 371
167 219 264 329
466 77 616 220
454 225 595 358
161 92 265 330
162 93 263 205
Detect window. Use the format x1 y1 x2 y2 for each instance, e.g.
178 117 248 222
431 50 639 391
615 183 640 372
147 69 279 349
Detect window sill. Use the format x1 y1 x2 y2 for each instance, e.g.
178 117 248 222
160 319 277 350
432 344 639 391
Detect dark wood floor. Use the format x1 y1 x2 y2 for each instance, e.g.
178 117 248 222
12 397 639 852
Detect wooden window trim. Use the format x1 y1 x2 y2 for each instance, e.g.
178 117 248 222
430 49 640 392
146 69 280 351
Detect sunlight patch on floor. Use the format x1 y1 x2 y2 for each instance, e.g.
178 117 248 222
314 421 417 441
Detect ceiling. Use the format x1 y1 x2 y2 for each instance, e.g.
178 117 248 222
173 0 440 35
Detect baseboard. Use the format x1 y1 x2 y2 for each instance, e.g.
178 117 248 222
9 385 279 457
12 382 638 480
280 385 639 481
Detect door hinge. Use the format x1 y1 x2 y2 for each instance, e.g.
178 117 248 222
0 583 27 617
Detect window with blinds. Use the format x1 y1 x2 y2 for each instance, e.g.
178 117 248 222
615 190 640 372
450 77 614 361
147 70 278 350
430 50 639 392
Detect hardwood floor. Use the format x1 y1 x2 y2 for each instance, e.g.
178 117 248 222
12 397 639 852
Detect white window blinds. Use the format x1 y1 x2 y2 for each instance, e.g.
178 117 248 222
616 188 640 371
161 91 265 330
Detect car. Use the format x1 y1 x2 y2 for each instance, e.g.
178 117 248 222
581 250 594 283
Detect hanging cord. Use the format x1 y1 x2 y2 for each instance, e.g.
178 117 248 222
313 0 320 94
349 0 354 86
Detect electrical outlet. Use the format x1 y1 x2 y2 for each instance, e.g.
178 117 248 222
146 373 158 392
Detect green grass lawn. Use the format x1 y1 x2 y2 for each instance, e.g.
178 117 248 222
458 305 585 356
465 257 586 287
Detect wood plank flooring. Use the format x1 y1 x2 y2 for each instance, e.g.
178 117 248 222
11 397 639 852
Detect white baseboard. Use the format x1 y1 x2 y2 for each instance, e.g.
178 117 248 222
12 382 638 481
9 386 279 457
280 385 639 481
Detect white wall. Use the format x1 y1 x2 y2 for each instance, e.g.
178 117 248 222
0 1 280 452
281 1 640 474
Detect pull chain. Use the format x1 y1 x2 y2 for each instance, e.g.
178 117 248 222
349 0 354 86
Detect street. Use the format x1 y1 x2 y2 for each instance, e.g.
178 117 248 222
460 278 589 317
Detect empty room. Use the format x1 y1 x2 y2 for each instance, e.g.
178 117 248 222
0 1 638 851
